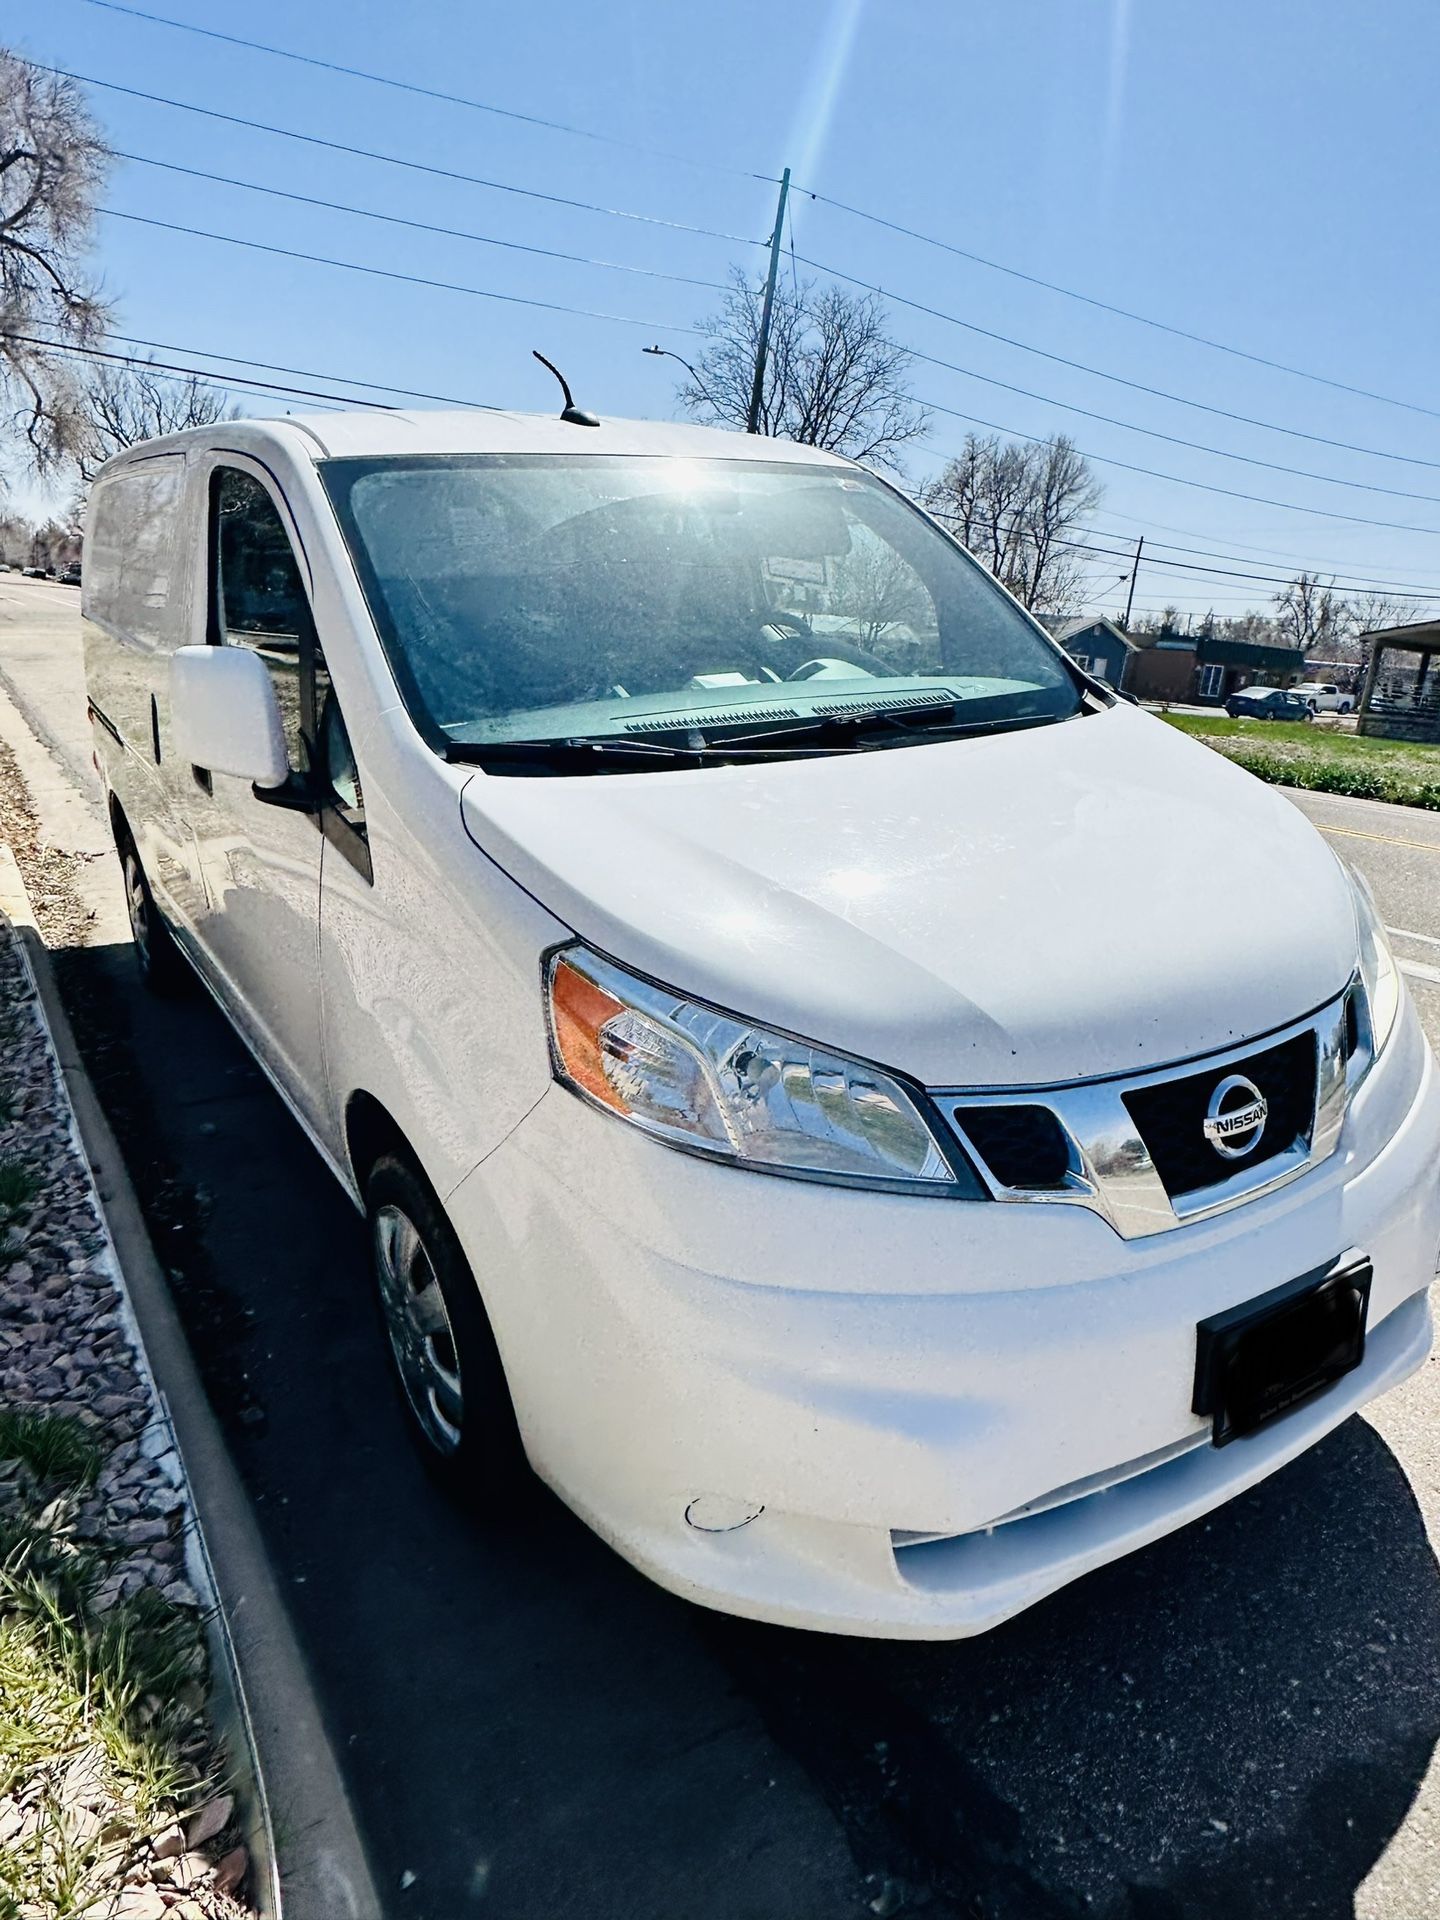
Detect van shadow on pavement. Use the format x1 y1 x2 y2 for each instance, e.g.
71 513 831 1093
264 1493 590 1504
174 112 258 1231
50 937 1440 1920
704 1415 1440 1918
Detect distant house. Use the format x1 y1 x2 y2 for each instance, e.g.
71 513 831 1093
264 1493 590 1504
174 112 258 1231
1192 636 1306 704
1037 615 1137 689
1124 627 1306 705
1126 631 1199 704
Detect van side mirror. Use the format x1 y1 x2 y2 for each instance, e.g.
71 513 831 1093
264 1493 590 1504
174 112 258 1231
170 645 290 789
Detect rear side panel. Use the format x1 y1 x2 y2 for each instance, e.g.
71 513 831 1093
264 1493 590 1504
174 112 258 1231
83 454 203 923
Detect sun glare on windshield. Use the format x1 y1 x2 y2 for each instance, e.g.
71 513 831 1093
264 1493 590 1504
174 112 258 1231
322 453 1083 763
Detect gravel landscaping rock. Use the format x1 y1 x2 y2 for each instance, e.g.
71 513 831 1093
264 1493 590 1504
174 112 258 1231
0 871 256 1918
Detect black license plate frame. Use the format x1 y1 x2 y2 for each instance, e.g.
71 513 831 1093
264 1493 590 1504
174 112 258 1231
1193 1255 1372 1447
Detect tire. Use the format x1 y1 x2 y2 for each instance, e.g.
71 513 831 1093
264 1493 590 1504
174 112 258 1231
119 835 189 996
366 1152 526 1509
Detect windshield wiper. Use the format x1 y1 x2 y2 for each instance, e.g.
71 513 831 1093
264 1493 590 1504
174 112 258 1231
444 734 858 772
709 705 1072 749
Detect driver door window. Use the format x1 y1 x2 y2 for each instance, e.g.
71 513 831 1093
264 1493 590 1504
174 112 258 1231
208 466 370 880
210 467 312 771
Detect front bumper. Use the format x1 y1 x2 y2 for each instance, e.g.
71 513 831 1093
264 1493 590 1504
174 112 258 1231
450 998 1440 1638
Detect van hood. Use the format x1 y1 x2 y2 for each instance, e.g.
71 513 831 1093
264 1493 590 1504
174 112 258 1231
459 703 1359 1088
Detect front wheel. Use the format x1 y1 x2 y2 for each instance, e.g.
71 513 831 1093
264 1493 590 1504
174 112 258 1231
366 1153 526 1508
120 838 188 995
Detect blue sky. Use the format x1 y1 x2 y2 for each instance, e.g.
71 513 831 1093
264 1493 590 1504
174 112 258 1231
9 0 1440 621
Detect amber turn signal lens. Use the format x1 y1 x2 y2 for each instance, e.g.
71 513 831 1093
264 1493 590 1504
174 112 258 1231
549 958 627 1111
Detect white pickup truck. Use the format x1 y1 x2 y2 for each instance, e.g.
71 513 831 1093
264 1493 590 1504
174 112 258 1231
1299 682 1355 713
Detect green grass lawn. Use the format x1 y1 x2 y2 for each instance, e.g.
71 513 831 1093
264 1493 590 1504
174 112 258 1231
1160 713 1440 811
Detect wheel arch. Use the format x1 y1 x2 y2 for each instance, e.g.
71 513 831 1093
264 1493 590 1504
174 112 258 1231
344 1090 422 1198
107 789 133 851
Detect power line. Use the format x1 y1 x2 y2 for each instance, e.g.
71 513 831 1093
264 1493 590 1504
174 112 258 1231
793 249 1440 474
54 323 1440 598
75 339 1440 594
914 360 1440 508
1080 515 1440 593
59 16 1438 440
931 509 1440 601
115 151 729 292
40 63 763 246
77 0 781 186
1083 507 1440 589
926 413 1440 538
100 207 702 336
60 19 1439 438
41 64 1440 504
104 155 1440 507
796 188 1440 425
80 330 484 409
5 331 357 413
1049 533 1440 600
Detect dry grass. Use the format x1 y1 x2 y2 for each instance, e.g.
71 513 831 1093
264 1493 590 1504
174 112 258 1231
0 1417 215 1914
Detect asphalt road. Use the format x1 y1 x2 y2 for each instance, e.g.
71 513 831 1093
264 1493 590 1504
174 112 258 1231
3 574 1440 1920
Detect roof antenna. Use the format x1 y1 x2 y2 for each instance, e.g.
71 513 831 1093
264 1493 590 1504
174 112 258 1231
532 350 600 427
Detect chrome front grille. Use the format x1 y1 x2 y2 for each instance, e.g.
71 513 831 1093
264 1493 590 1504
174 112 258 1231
942 990 1352 1240
1122 1029 1319 1200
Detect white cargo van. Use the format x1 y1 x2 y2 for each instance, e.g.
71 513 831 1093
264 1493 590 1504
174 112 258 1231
83 410 1440 1639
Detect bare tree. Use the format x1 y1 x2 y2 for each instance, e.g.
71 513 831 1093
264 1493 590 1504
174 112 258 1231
0 510 33 566
925 432 1031 581
679 268 929 471
71 359 235 483
923 432 1101 611
1273 571 1348 655
1132 604 1186 638
1216 609 1279 647
28 509 81 572
1011 436 1103 611
0 53 111 470
1346 589 1425 641
1339 588 1426 682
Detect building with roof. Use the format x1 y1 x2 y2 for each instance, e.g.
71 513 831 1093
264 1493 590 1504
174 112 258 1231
1036 616 1137 689
1123 626 1306 705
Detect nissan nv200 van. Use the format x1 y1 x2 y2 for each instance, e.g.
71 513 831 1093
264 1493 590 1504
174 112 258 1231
82 410 1440 1638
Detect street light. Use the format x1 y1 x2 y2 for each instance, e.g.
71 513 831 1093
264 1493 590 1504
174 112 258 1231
641 345 721 416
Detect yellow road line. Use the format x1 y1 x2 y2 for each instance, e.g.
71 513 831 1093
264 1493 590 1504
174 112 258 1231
1317 822 1440 855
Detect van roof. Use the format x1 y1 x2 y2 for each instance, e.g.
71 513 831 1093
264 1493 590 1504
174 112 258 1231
98 408 855 471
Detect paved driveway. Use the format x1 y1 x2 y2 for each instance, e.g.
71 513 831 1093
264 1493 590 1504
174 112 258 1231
2 575 1439 1919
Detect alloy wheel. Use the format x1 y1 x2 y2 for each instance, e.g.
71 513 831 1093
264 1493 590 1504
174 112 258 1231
123 848 151 971
373 1203 465 1455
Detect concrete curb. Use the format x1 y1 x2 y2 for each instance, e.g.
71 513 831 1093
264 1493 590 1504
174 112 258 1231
0 844 382 1920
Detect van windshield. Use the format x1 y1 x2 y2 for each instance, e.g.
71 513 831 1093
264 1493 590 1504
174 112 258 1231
321 453 1084 767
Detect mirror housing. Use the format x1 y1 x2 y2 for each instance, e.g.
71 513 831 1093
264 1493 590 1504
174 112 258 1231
170 645 289 788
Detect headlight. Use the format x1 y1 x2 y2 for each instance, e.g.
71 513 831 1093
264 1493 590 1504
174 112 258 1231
1349 868 1401 1066
546 947 968 1193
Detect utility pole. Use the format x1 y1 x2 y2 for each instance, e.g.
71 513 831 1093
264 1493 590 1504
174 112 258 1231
747 168 791 436
1122 535 1144 629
